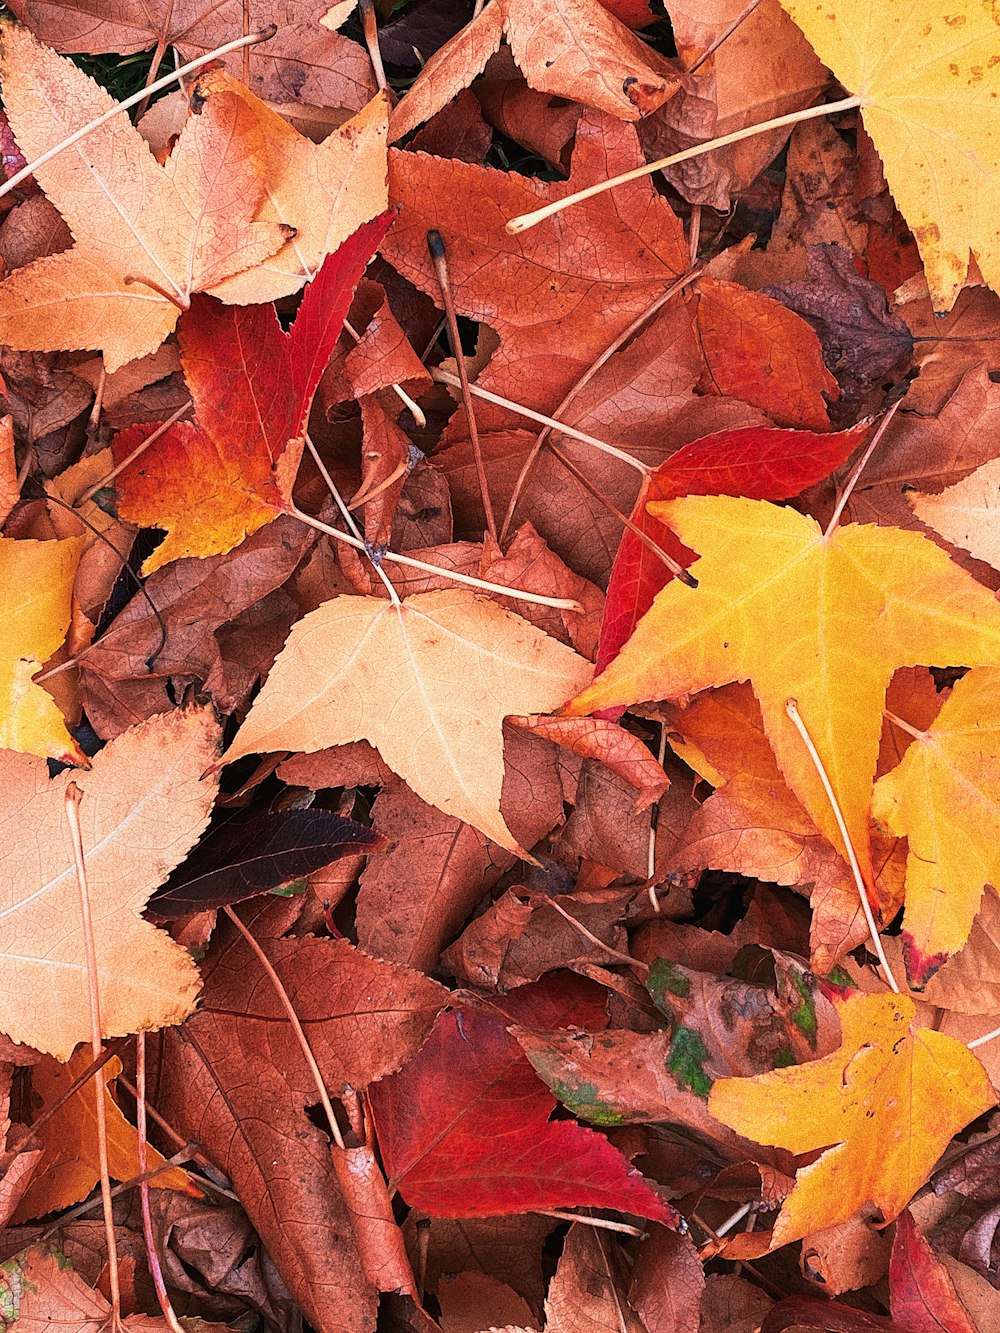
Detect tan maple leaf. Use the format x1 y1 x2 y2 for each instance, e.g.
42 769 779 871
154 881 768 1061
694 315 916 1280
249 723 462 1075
0 707 220 1060
0 24 290 371
226 590 593 853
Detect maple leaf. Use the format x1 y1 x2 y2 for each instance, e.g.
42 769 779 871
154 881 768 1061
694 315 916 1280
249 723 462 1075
778 0 1000 310
0 534 83 763
567 495 1000 885
597 421 870 675
226 589 593 853
195 72 389 303
7 0 376 114
872 667 1000 987
368 974 680 1223
113 214 392 572
0 706 219 1060
388 0 680 141
14 1048 198 1223
910 455 1000 573
708 992 996 1247
0 24 291 371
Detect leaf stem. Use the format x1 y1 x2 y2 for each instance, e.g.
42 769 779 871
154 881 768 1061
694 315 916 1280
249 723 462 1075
784 700 899 993
0 27 279 204
288 505 584 610
824 398 903 537
65 783 123 1332
429 368 650 475
76 400 192 505
136 1033 186 1333
506 96 864 235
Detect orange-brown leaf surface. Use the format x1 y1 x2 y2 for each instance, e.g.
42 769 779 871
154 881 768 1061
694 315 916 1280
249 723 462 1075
709 992 996 1247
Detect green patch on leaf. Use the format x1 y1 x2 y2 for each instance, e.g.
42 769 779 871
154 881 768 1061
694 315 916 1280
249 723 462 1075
648 958 691 1009
789 970 818 1044
667 1026 712 1098
548 1079 626 1126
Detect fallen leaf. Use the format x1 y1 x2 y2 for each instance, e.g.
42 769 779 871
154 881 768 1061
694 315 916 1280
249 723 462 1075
890 1210 979 1333
150 808 384 916
113 215 392 571
508 715 669 809
597 420 870 674
544 1224 643 1333
0 533 83 762
8 0 377 115
567 495 1000 885
778 0 1000 310
708 992 997 1247
0 25 290 370
628 1228 704 1333
872 666 1000 985
226 589 592 853
0 705 218 1059
388 0 680 141
911 455 1000 572
369 974 680 1223
14 1049 198 1223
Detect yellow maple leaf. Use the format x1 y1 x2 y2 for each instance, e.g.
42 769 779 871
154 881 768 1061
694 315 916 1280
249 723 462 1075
708 992 996 1247
0 707 219 1060
13 1049 199 1222
778 0 1000 310
226 590 593 853
565 495 1000 886
0 24 290 371
0 535 84 764
873 666 1000 986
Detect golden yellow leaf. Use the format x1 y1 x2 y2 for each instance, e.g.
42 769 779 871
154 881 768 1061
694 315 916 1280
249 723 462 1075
778 0 1000 310
910 455 1000 571
565 496 1000 885
14 1049 199 1222
708 992 996 1247
0 707 219 1060
204 75 389 303
872 666 1000 986
226 590 593 852
0 535 84 764
0 24 289 371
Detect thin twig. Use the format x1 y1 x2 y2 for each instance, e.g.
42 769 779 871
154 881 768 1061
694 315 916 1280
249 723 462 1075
506 96 864 234
784 700 899 993
428 230 497 541
824 399 904 537
358 0 389 92
65 784 122 1330
430 368 649 474
76 400 192 505
688 0 764 73
0 28 278 204
537 1210 647 1237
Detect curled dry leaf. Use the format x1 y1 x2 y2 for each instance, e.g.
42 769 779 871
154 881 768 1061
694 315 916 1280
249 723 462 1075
0 705 219 1059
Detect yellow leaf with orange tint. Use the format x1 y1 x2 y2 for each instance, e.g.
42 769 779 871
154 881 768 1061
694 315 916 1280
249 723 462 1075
709 992 996 1247
778 0 1000 310
565 496 1000 887
0 535 84 763
873 666 1000 987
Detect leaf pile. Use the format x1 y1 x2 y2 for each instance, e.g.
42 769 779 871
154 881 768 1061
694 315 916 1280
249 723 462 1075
3 2 1000 1332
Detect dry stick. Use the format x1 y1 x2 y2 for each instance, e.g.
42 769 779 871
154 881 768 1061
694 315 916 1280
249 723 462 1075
430 368 649 475
784 700 900 993
428 230 498 542
358 0 389 92
76 399 193 506
0 28 278 204
302 433 401 605
41 1150 204 1238
289 505 585 610
25 1039 129 1143
647 724 670 903
64 784 122 1331
116 1073 233 1187
136 1033 186 1333
538 1210 646 1238
547 440 696 587
222 906 347 1149
824 398 904 537
506 95 864 235
499 269 704 542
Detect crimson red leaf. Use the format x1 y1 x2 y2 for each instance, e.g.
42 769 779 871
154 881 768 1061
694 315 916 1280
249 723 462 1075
889 1210 979 1333
150 810 383 917
368 973 680 1224
596 422 871 678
